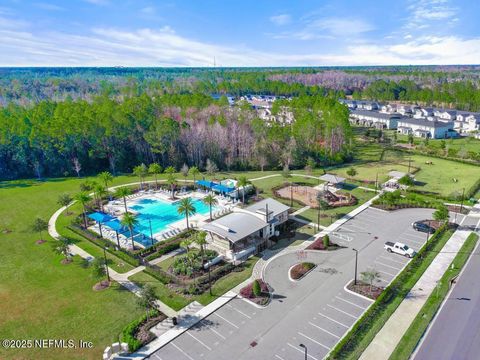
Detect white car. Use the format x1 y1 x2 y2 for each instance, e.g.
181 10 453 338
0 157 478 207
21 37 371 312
384 241 416 258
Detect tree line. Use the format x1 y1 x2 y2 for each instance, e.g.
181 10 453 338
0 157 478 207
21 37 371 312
0 92 352 179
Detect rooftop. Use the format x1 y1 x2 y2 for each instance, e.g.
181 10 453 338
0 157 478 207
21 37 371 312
397 117 454 128
202 212 267 243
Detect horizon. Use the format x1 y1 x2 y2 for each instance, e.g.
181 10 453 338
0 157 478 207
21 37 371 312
1 0 479 67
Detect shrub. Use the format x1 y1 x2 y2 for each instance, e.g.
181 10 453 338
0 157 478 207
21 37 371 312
323 235 330 248
120 309 159 352
252 279 261 297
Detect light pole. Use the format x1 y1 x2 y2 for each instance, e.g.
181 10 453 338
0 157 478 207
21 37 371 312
352 248 358 285
299 343 307 360
460 187 465 215
103 246 110 282
148 218 154 247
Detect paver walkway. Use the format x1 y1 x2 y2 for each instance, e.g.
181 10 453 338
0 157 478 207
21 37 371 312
359 206 480 360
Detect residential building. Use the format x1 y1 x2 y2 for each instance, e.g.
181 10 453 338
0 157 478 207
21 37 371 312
397 118 456 139
349 109 401 129
202 198 289 261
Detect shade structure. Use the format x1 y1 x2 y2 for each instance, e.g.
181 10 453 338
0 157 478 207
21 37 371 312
212 184 235 194
103 219 126 233
196 180 217 189
88 212 114 223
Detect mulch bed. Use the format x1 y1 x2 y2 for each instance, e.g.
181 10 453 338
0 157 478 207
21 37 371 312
92 280 111 291
61 258 73 265
347 280 383 300
290 262 316 280
239 279 271 306
306 237 343 251
135 313 167 344
447 205 469 215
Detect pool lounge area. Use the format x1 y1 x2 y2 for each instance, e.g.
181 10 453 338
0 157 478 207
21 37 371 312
88 189 235 249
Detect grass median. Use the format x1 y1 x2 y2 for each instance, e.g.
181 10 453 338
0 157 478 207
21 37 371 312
328 226 454 360
389 232 479 360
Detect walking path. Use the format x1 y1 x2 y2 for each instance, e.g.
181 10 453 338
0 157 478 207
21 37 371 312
359 205 480 360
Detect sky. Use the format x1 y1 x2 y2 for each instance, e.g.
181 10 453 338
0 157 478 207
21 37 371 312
0 0 479 67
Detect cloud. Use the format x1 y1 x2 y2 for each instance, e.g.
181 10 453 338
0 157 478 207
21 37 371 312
270 16 373 40
405 0 458 30
269 14 291 26
83 0 109 5
34 3 65 11
140 6 156 15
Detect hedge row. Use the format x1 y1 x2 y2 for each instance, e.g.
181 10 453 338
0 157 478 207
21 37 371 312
328 224 451 359
67 224 140 267
120 309 159 352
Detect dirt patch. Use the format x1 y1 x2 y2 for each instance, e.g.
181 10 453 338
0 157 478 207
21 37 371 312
61 258 73 265
35 239 46 245
290 262 316 280
276 185 356 208
347 280 383 300
240 279 271 306
92 280 111 291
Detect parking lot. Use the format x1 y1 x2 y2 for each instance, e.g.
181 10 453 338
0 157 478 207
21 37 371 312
149 207 441 360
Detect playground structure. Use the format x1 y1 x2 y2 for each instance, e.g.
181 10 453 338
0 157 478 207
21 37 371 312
275 185 356 208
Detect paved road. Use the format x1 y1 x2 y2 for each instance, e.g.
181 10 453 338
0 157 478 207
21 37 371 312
149 207 435 360
414 215 480 360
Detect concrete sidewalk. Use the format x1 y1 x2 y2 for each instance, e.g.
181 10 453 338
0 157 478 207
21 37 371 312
359 214 476 360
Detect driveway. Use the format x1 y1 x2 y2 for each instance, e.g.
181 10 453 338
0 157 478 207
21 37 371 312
149 207 435 360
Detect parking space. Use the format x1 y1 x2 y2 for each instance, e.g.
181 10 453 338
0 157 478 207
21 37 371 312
150 207 435 360
274 288 372 360
149 298 258 360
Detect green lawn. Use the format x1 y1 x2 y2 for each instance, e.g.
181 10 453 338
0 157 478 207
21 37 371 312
383 150 480 198
297 187 377 226
128 271 192 311
0 177 144 360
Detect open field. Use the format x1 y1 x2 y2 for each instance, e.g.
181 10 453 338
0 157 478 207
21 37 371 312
0 177 144 360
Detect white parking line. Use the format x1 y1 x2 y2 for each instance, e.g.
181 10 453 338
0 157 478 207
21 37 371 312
397 237 423 245
226 303 252 319
275 354 286 360
309 321 341 339
377 269 396 277
327 304 357 319
375 260 402 271
186 331 212 351
345 223 366 230
379 256 407 265
171 342 195 360
298 331 330 351
200 320 226 340
287 343 319 360
318 312 349 328
377 277 390 284
335 295 366 310
214 312 239 329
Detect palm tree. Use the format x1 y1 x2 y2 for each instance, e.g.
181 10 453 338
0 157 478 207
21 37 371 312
167 173 177 199
114 186 132 213
195 231 208 265
133 163 148 190
98 171 113 189
237 176 250 204
94 184 108 211
190 166 200 189
180 237 192 254
74 191 92 228
148 163 162 189
202 194 218 221
177 197 196 229
137 284 157 321
165 166 176 175
120 212 138 250
55 237 72 263
57 193 73 215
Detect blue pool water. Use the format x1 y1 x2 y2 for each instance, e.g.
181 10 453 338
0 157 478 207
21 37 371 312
129 197 212 237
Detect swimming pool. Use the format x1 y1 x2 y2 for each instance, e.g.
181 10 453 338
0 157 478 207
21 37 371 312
129 197 213 237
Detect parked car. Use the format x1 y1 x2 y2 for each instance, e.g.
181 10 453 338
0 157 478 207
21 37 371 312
384 241 416 258
412 221 435 234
